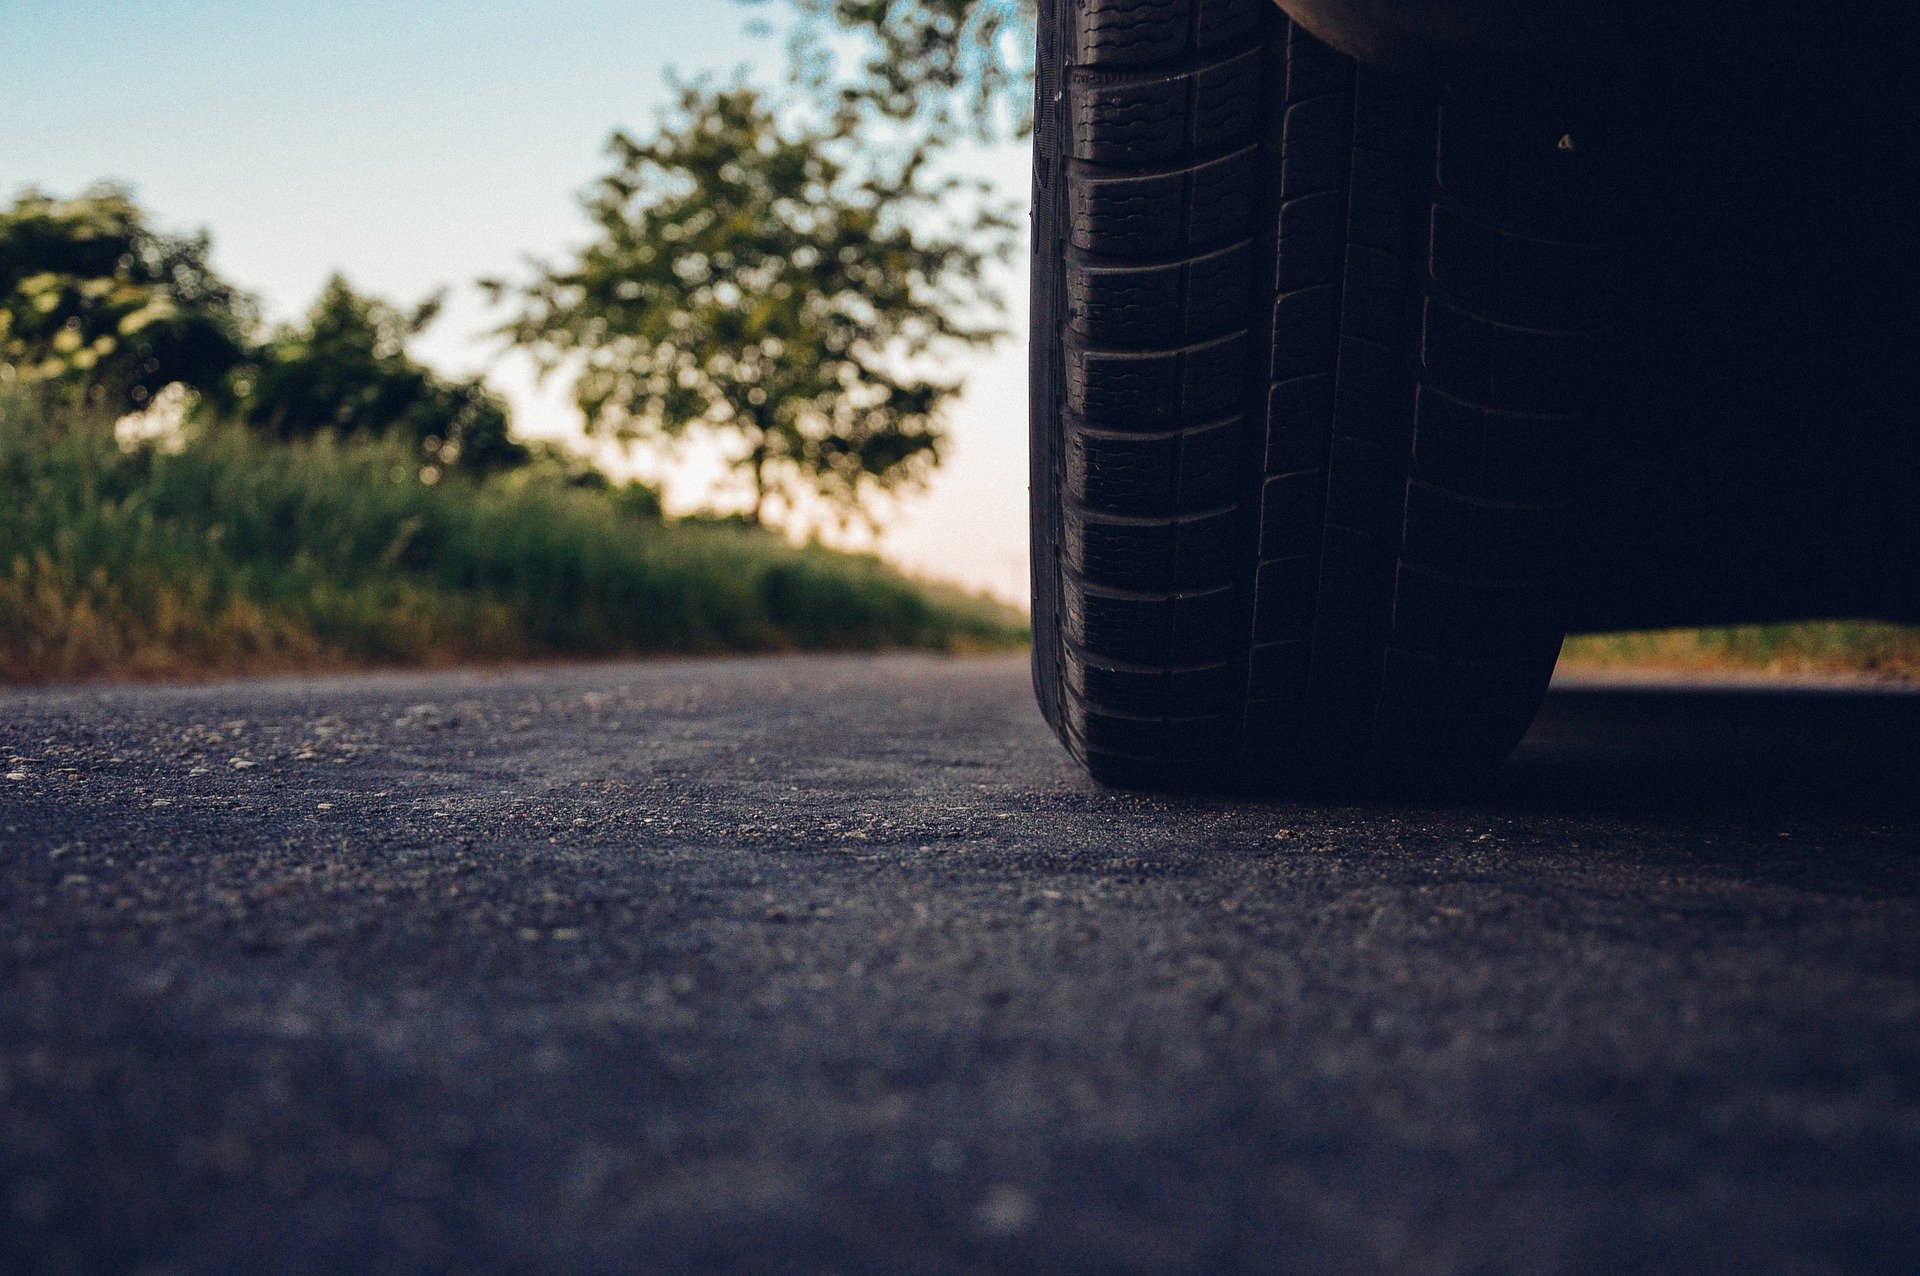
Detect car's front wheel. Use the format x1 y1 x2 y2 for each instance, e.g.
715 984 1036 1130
1029 0 1609 790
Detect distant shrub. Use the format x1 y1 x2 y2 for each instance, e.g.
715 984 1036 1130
237 275 527 478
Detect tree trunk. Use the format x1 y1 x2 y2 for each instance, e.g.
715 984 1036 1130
747 438 768 528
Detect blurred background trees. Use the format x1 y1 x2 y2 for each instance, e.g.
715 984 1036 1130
240 275 525 479
3 0 1025 525
1 190 524 480
488 82 1009 529
765 0 1035 136
0 184 255 420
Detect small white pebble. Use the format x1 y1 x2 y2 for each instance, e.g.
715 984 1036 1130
316 802 334 811
229 757 256 770
5 771 26 782
975 1184 1035 1237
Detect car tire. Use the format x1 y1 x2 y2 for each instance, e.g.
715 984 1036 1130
1029 0 1609 791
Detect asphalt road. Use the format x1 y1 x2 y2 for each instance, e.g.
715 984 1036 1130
3 654 1917 1274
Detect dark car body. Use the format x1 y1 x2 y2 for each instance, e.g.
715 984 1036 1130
1284 0 1920 633
1278 0 1614 70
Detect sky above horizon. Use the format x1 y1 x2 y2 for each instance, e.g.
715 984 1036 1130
0 0 1033 602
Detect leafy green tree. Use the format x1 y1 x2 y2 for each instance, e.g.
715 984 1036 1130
489 82 1008 529
241 275 526 478
0 184 255 416
758 0 1034 136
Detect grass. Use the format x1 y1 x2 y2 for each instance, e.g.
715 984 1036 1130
1560 624 1920 682
0 396 1026 683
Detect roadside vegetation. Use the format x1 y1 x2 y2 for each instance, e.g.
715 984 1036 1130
0 395 1023 683
0 85 1020 686
1560 625 1920 682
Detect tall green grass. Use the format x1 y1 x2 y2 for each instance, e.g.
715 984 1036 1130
0 397 1025 682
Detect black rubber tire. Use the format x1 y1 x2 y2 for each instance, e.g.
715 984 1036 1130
1028 0 1608 792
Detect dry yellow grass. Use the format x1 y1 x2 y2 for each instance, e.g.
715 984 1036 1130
1559 623 1920 683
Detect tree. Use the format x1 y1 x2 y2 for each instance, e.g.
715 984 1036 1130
241 275 526 478
0 184 255 417
758 0 1034 137
489 82 1009 529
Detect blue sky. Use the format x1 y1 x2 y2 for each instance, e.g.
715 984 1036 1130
0 0 1032 601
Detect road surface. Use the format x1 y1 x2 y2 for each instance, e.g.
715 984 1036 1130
3 654 1918 1272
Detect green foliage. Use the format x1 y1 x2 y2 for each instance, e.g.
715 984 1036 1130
1 187 532 480
240 274 526 477
765 0 1035 137
511 439 667 522
0 394 1025 683
489 81 1010 529
0 184 256 416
